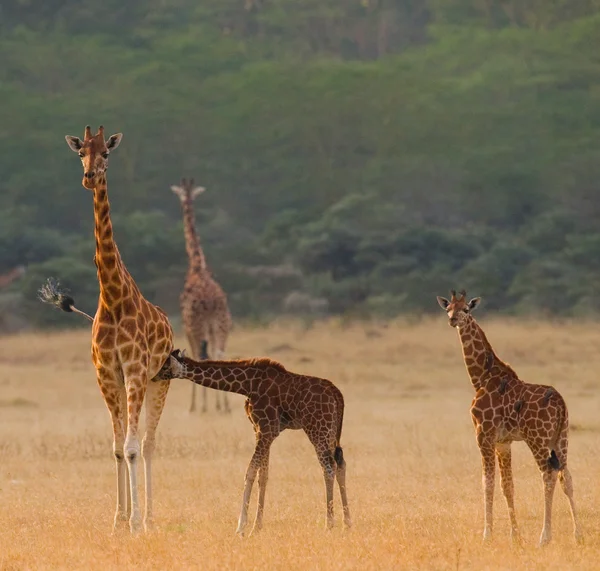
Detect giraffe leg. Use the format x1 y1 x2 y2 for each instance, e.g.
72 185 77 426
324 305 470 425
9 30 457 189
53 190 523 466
307 430 337 529
477 430 496 543
335 448 351 528
97 376 128 532
250 445 273 536
554 421 583 543
123 374 147 535
558 467 583 543
495 443 521 543
538 468 558 546
186 332 201 414
142 377 170 532
236 432 273 536
190 383 198 414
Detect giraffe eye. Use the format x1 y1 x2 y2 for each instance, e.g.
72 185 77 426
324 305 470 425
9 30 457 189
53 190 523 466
101 152 109 159
78 152 85 158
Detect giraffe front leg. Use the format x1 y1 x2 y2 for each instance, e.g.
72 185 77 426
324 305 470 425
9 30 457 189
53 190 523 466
477 430 496 543
124 375 146 535
97 378 128 533
251 446 273 536
202 386 208 414
189 383 197 413
237 433 271 536
496 443 521 544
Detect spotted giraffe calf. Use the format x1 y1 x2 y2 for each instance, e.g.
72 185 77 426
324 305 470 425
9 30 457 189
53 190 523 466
437 290 582 546
154 348 351 535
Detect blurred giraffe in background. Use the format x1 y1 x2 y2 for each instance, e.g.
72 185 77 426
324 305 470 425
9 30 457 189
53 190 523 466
170 178 232 413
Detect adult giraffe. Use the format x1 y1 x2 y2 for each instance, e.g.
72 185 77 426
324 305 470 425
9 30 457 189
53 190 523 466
437 290 581 546
170 178 232 413
65 125 173 534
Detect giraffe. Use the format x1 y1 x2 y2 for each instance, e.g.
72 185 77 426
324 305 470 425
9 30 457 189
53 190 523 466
64 125 173 534
153 347 351 536
0 265 26 289
170 177 232 414
436 290 582 546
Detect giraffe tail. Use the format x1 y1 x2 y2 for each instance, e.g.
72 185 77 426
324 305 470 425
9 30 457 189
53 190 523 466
547 395 568 471
38 278 94 323
334 391 345 467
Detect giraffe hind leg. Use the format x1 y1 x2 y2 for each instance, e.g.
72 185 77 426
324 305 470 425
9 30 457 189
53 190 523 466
334 446 351 528
554 424 583 543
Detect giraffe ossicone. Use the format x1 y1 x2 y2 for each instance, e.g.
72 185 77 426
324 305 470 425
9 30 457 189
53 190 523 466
155 349 351 535
437 289 582 546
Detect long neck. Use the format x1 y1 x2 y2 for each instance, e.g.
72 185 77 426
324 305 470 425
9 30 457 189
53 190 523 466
456 315 498 391
182 361 260 396
93 175 127 305
181 197 207 272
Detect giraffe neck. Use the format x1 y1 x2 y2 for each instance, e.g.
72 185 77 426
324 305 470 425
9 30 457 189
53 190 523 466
181 197 207 273
93 175 129 306
456 315 498 391
180 360 269 396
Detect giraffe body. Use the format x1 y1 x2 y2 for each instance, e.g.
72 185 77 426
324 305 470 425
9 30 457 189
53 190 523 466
65 126 173 534
171 178 232 413
154 350 351 535
437 290 581 546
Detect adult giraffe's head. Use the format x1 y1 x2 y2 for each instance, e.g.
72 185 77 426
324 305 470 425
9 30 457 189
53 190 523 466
170 177 206 203
436 289 481 328
65 125 123 190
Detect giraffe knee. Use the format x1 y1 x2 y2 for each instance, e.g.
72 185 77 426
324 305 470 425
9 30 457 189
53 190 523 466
125 439 140 463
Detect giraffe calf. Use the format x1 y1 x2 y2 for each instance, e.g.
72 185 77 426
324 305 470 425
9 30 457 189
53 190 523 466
438 290 583 546
155 350 351 535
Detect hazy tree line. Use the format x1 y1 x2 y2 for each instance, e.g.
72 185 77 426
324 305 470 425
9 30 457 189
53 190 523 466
2 1 600 328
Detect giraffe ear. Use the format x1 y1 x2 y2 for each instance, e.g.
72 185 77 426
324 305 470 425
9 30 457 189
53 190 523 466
467 297 481 311
191 187 206 199
436 296 450 310
106 133 123 151
65 136 83 152
170 185 186 200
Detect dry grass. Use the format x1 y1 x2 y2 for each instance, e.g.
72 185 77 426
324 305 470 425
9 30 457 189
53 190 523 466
0 317 599 570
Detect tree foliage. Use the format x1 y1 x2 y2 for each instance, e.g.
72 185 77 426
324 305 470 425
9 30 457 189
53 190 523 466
3 2 600 326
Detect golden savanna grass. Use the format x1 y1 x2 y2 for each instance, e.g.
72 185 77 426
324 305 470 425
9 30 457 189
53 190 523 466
1 318 600 570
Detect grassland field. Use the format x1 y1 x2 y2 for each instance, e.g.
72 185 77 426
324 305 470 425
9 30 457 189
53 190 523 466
0 317 599 570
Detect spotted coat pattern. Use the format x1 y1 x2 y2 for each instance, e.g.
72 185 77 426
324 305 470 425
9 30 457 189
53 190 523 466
65 126 173 535
155 351 351 535
437 290 582 546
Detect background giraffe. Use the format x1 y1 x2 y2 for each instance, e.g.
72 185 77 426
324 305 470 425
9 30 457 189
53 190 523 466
65 125 173 534
170 178 232 413
436 290 581 546
154 348 351 536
